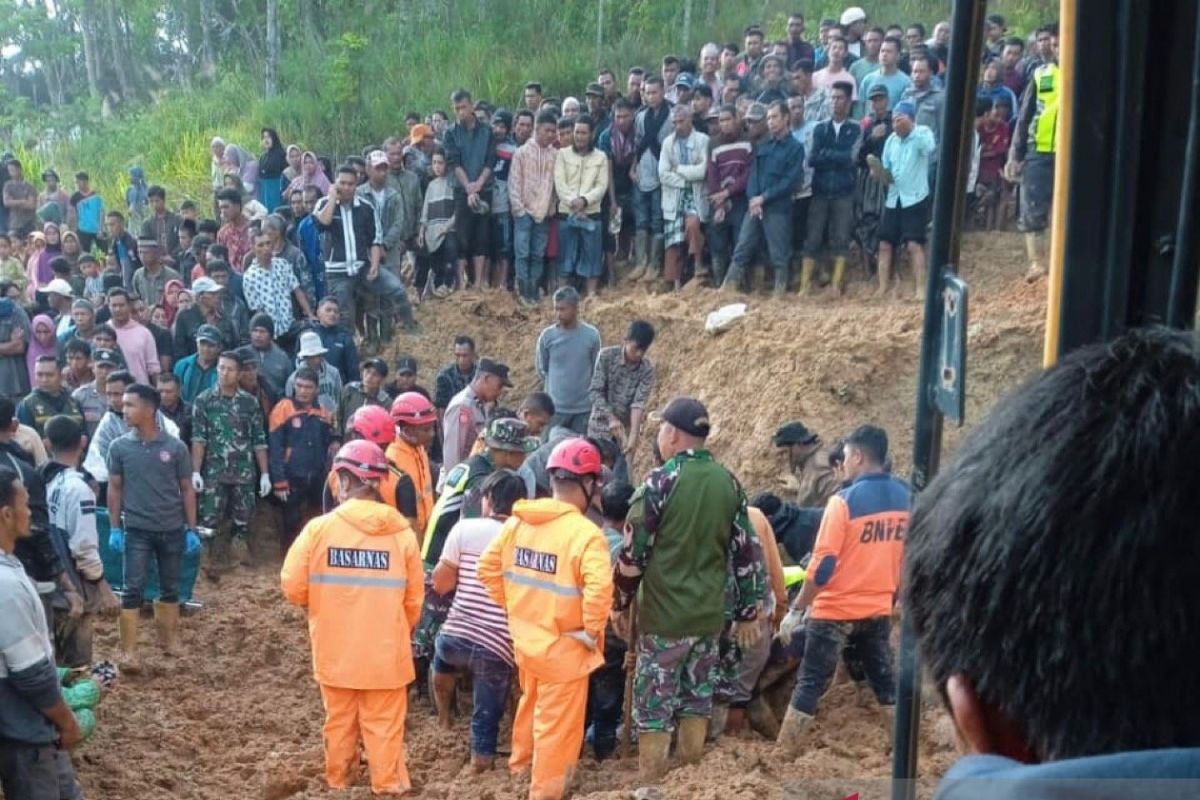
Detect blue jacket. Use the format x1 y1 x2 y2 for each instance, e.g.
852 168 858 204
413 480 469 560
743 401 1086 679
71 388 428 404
746 133 806 213
316 324 359 385
267 398 335 486
809 118 860 197
173 354 218 404
935 749 1200 800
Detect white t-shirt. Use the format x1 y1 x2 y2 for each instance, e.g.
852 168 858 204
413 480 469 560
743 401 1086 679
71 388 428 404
438 517 514 665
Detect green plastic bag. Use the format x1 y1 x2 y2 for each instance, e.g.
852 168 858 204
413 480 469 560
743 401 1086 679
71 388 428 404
63 678 101 710
74 708 96 741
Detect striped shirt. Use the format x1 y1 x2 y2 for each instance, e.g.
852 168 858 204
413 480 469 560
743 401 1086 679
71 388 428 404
439 517 514 665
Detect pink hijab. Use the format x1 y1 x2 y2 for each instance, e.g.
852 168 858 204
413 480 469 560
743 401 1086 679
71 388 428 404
285 151 331 195
26 314 57 387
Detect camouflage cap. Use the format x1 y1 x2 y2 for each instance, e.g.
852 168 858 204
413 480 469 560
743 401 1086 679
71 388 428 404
485 417 539 453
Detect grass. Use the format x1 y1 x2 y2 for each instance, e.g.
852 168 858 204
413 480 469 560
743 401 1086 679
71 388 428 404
8 0 1055 212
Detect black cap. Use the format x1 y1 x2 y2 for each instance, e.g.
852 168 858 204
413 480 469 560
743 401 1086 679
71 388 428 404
651 397 711 438
92 348 120 366
477 357 513 387
362 356 388 376
233 345 258 366
394 355 418 375
773 421 820 447
868 83 889 99
585 82 604 96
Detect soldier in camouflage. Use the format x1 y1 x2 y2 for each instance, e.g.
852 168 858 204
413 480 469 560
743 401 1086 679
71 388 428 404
191 351 271 577
613 397 765 781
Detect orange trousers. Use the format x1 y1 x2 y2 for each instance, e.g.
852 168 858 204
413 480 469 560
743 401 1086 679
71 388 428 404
319 684 410 795
509 669 588 800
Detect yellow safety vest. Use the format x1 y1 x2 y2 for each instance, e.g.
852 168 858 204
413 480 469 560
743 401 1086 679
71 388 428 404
1033 63 1060 154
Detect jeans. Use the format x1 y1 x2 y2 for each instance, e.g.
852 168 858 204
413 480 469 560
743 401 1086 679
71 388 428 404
557 215 603 279
491 212 513 259
326 266 413 329
706 195 749 281
123 527 185 609
789 617 896 715
513 214 549 300
282 472 326 551
586 633 628 759
728 208 793 289
804 193 855 257
551 411 591 435
632 187 663 234
0 743 82 800
433 633 514 757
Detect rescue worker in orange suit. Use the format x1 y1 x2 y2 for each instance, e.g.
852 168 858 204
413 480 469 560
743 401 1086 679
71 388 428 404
322 404 416 517
477 439 614 800
281 439 425 796
389 392 437 538
775 424 909 755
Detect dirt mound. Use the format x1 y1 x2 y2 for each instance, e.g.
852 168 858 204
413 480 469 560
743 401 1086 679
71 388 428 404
74 232 1042 799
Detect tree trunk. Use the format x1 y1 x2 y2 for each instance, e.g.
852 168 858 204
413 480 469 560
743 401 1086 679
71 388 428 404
706 0 716 27
265 0 280 98
79 0 102 99
199 0 217 78
102 0 133 101
682 0 693 55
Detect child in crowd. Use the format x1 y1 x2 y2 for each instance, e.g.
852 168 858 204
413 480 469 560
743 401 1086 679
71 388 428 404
975 97 1013 230
418 150 459 298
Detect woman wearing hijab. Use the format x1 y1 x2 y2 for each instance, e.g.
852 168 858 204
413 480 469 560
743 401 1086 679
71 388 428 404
32 224 61 300
126 166 150 229
60 229 83 272
285 151 331 196
211 137 228 192
162 278 185 327
282 145 303 183
222 145 260 197
258 128 288 212
25 313 58 387
23 231 45 301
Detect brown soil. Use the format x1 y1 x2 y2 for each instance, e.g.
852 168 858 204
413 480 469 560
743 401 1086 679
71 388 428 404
75 232 1043 799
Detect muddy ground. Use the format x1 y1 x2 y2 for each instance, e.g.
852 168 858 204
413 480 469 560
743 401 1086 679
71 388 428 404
73 232 1043 799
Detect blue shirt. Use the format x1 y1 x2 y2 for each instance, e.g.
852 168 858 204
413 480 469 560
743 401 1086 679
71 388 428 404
173 354 218 403
72 192 104 235
861 69 914 109
881 125 936 208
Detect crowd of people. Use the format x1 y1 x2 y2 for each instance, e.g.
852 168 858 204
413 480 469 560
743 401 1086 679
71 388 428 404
0 6 1088 800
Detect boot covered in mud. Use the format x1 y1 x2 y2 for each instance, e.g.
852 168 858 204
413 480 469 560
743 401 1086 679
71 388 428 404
641 235 664 281
638 731 672 782
776 705 814 757
708 702 729 742
153 601 181 656
119 609 140 673
676 716 708 764
746 696 780 739
627 231 649 281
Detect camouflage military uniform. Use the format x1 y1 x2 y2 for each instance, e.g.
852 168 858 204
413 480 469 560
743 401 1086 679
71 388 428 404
615 449 765 732
192 387 268 568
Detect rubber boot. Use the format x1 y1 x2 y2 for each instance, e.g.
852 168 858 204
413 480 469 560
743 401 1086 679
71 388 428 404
676 716 708 764
708 703 729 742
747 696 780 739
471 754 495 773
725 707 747 735
720 264 745 293
638 731 672 782
775 706 814 758
881 704 897 745
711 257 728 287
119 609 141 673
627 231 649 281
798 257 816 295
642 235 664 281
433 671 456 729
831 256 846 295
153 601 181 656
1024 232 1046 281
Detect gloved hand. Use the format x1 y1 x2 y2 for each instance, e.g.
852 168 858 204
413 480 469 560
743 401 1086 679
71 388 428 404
185 528 203 556
732 619 763 650
191 472 205 492
776 607 806 645
563 630 598 651
259 473 272 497
108 527 125 554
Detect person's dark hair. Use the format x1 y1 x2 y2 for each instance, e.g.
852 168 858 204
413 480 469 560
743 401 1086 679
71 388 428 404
520 391 556 417
722 43 739 55
180 199 197 211
907 22 927 38
0 397 14 428
107 287 130 302
612 99 633 114
217 350 241 367
750 492 782 516
905 327 1200 761
535 110 558 127
573 114 594 132
598 68 615 80
64 339 91 359
644 76 664 89
206 259 230 276
1004 35 1025 50
844 424 887 464
50 256 71 276
45 415 84 453
451 88 472 105
881 35 903 51
831 81 855 98
346 155 366 171
869 25 886 36
600 480 635 523
718 103 738 117
694 84 714 101
628 66 646 77
155 372 180 388
34 354 57 366
335 164 357 180
523 81 543 93
93 324 117 342
124 382 160 409
453 335 475 350
216 188 243 206
792 58 815 76
105 210 125 223
0 467 21 511
910 54 932 71
974 97 995 118
626 320 656 350
292 366 319 386
179 218 197 238
482 469 527 516
147 185 166 200
986 12 1006 28
828 438 846 468
662 55 680 67
516 109 535 124
744 24 764 38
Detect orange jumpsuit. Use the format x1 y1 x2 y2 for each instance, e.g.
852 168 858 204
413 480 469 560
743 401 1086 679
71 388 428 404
476 498 613 800
281 498 425 795
386 437 434 536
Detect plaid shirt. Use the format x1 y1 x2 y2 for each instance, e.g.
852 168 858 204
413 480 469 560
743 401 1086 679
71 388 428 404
587 345 654 439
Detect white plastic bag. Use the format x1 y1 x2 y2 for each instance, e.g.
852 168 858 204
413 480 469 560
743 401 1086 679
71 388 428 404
705 303 747 335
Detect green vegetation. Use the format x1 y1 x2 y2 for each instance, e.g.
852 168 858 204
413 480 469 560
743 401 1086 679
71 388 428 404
0 0 1053 208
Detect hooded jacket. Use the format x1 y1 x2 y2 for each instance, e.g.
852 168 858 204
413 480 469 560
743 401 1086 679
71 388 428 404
476 498 613 683
42 461 102 583
280 498 424 690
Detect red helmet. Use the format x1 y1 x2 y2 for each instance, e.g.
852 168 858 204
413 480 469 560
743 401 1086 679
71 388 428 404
332 440 389 481
391 392 437 426
547 438 603 477
347 405 395 446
